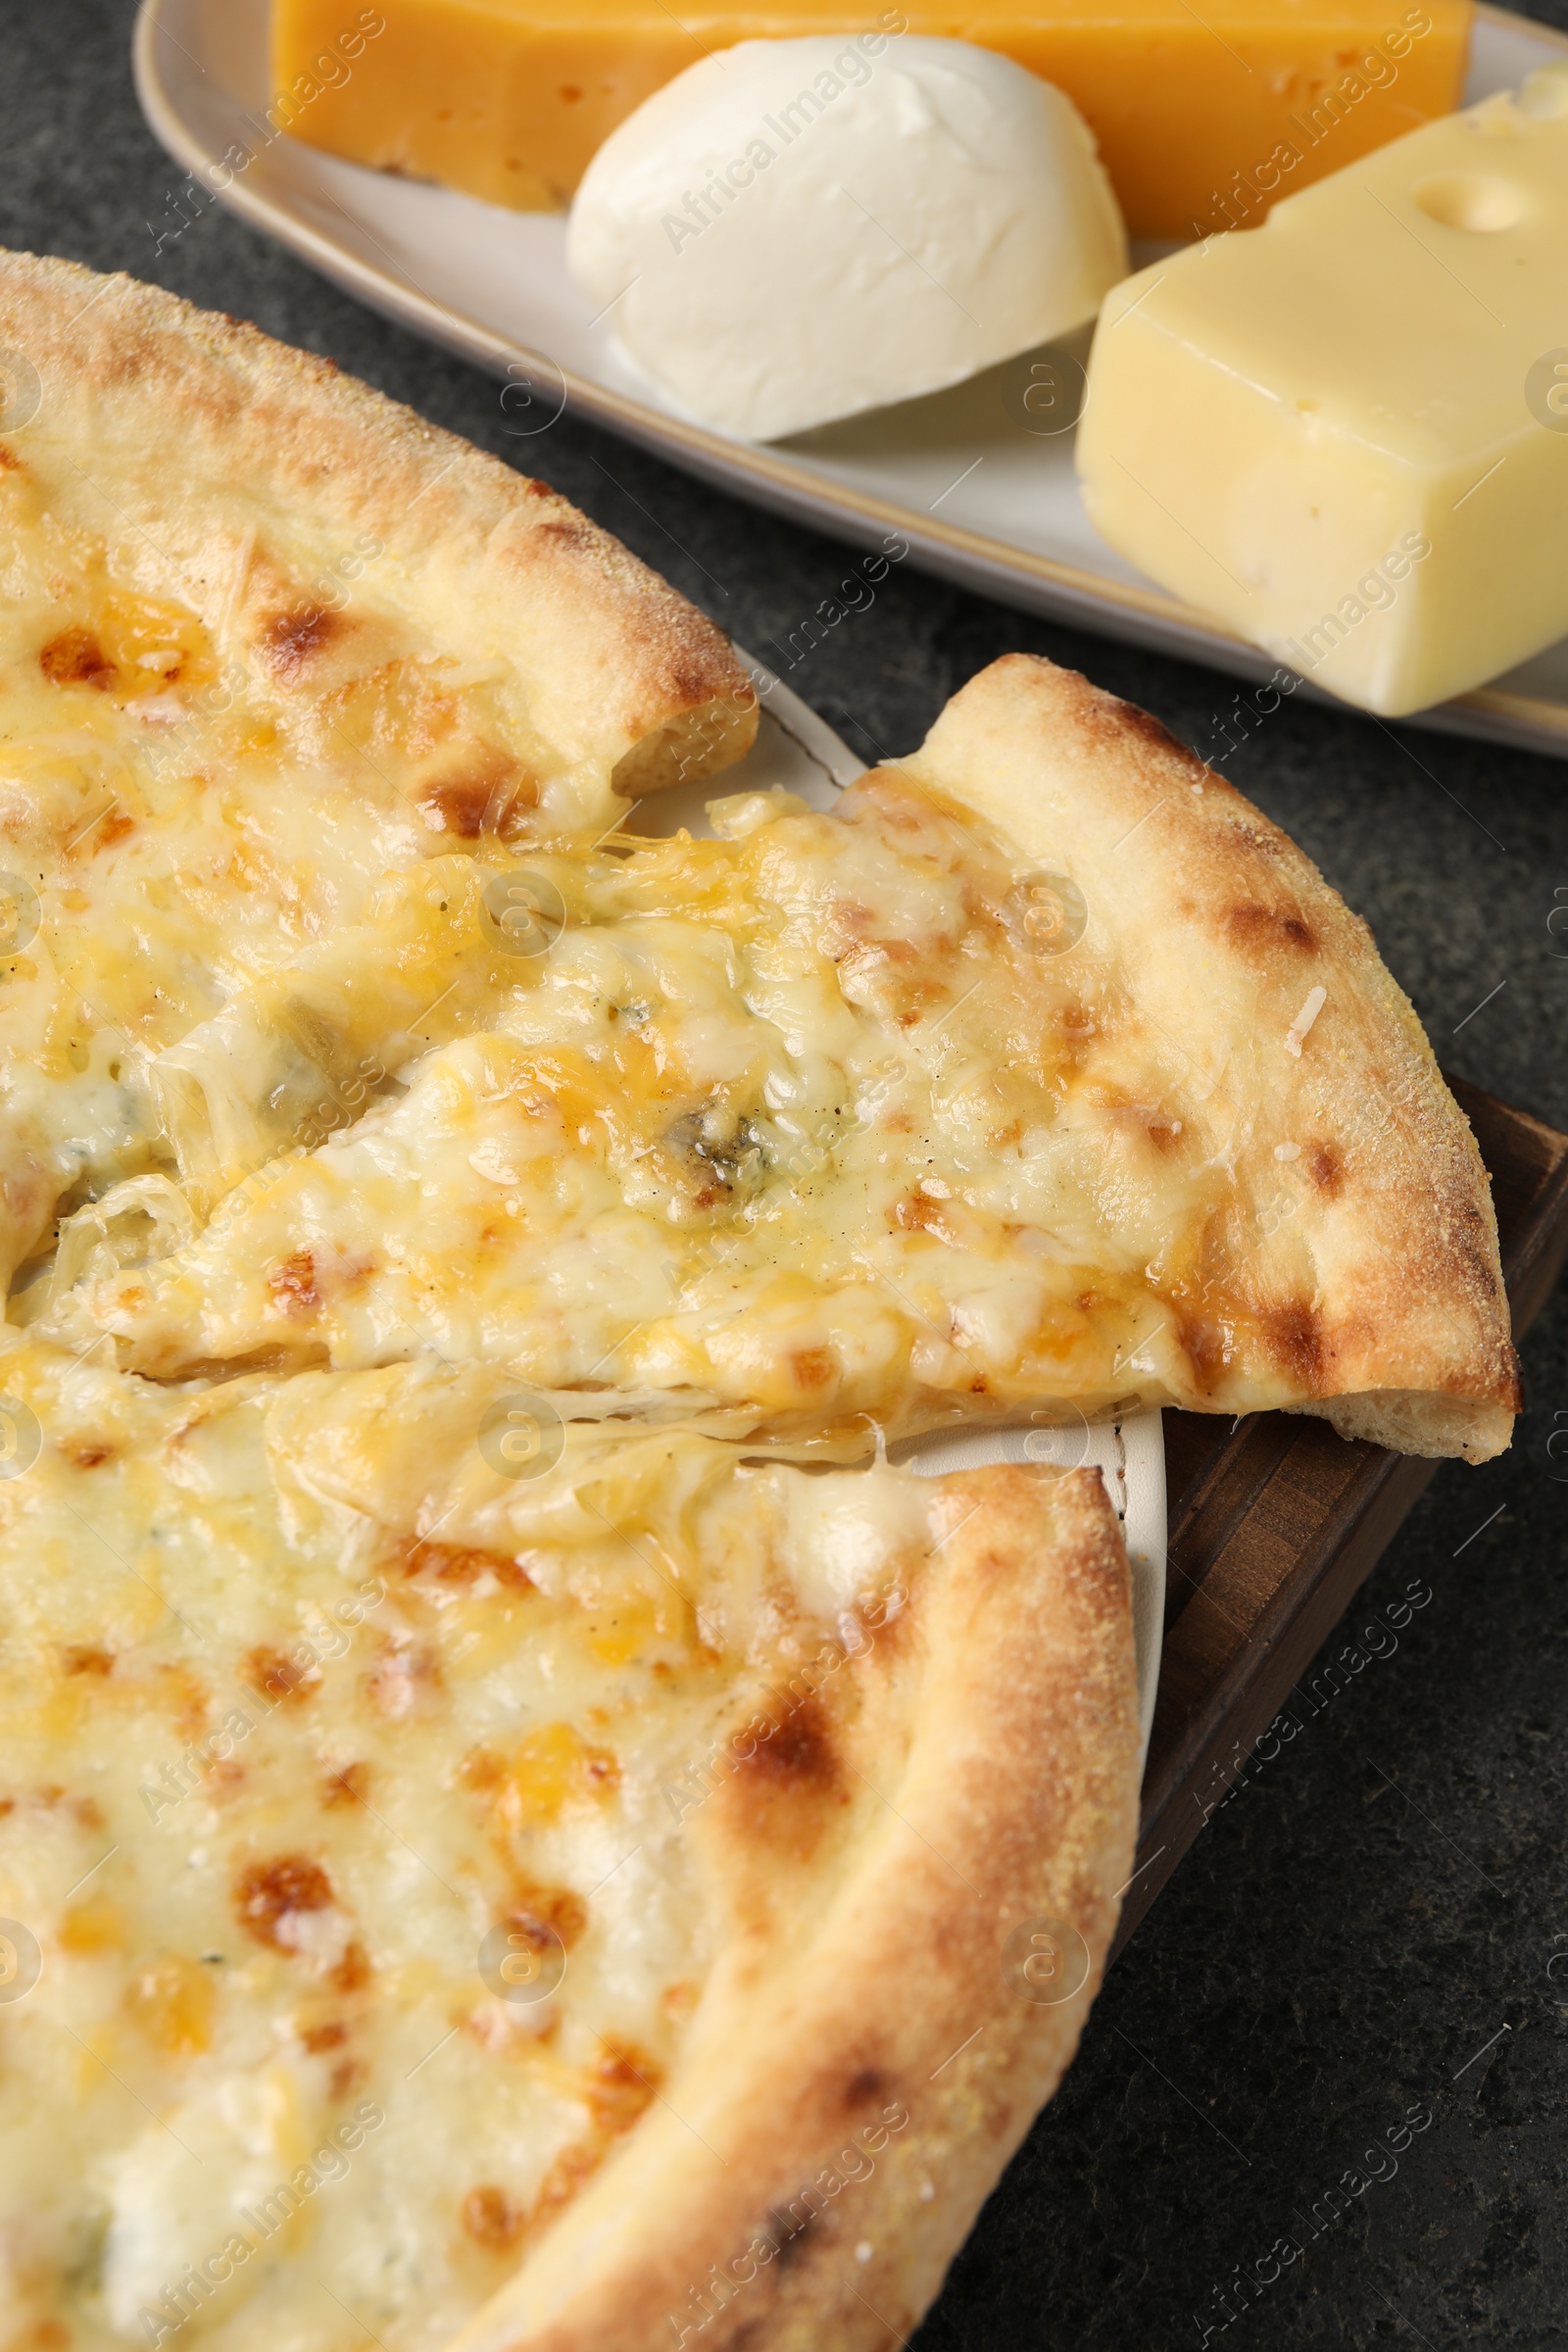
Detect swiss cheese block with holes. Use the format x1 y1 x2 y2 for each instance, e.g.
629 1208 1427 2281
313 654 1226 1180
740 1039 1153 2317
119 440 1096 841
1077 65 1568 715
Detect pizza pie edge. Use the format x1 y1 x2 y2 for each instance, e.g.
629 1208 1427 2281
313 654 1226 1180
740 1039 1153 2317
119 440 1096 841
899 652 1520 1464
0 245 758 799
444 1461 1139 2352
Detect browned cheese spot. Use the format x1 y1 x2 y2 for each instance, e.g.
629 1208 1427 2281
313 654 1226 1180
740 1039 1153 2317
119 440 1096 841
0 443 24 473
246 1644 319 1707
301 2018 348 2053
416 771 495 838
329 1939 372 1994
403 1537 535 1592
97 811 136 851
234 1853 334 1950
587 2041 662 2135
501 1885 590 1953
39 628 115 689
462 2183 528 2250
894 1193 944 1234
729 1694 844 1861
62 1645 113 1677
416 754 539 840
1305 1140 1342 1196
157 1661 211 1740
790 1347 835 1392
269 1250 320 1318
260 604 341 683
844 2066 888 2110
61 1437 116 1469
1263 1298 1323 1387
324 1762 369 1809
1173 1305 1229 1395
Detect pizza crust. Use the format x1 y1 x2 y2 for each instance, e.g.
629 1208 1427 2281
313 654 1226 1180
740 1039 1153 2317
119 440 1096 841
900 655 1520 1464
0 247 757 798
450 1463 1139 2351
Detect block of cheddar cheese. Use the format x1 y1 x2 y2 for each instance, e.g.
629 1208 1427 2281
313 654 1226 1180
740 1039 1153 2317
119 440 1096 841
270 0 1471 236
1077 64 1568 716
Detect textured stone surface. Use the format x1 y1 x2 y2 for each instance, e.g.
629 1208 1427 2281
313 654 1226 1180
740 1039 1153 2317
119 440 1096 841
6 8 1567 2344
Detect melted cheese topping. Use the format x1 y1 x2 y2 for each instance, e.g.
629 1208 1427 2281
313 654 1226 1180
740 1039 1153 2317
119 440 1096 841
18 754 1322 1434
0 1342 924 2347
0 480 672 1298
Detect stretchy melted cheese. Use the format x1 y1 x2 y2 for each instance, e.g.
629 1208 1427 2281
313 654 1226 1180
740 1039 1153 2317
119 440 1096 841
270 0 1471 238
1078 64 1568 714
0 1350 932 2348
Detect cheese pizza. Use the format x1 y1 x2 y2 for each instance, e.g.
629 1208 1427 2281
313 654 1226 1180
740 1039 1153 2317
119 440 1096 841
0 246 1518 2352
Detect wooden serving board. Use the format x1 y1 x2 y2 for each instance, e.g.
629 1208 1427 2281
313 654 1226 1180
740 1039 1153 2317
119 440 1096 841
1113 1079 1568 1957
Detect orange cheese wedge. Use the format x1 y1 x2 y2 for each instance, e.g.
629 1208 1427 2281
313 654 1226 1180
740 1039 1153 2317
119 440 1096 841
270 1 1471 238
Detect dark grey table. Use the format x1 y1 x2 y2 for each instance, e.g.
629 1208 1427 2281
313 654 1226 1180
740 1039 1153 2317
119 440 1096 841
7 7 1568 2344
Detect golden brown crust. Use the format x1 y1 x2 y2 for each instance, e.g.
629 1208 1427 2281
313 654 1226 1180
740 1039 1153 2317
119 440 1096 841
0 246 756 793
452 1464 1140 2352
898 654 1519 1463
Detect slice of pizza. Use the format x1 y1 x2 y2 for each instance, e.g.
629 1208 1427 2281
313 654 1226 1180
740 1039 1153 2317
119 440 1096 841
42 652 1517 1460
0 1339 1137 2350
0 249 755 1294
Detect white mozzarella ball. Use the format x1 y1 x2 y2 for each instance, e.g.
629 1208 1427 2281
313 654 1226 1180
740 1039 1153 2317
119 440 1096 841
567 35 1127 441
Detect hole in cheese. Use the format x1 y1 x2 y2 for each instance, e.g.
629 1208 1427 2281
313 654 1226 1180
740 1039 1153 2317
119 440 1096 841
1413 172 1527 230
